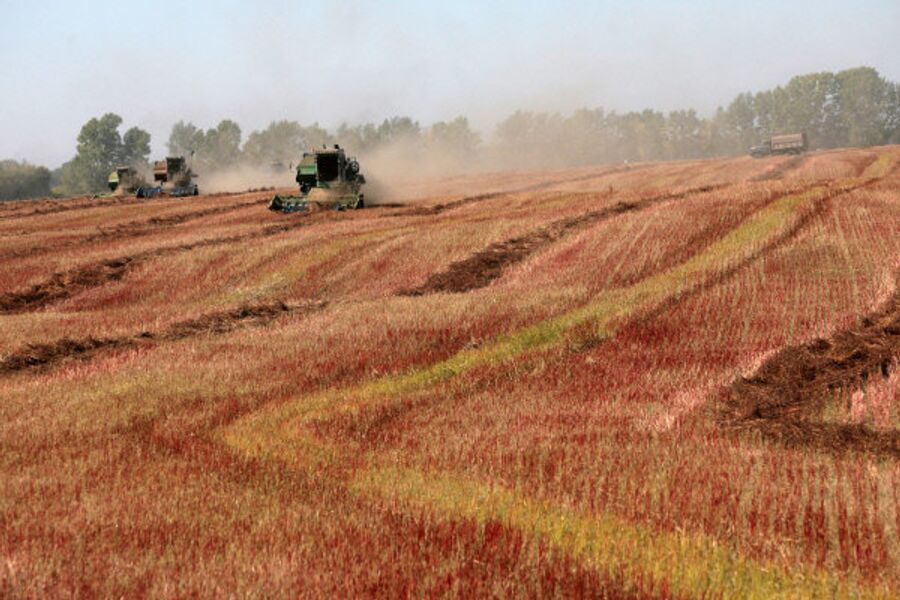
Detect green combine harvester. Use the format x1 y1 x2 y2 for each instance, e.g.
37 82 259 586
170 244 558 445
270 145 366 213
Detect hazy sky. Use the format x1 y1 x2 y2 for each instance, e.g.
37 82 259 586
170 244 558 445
2 0 898 167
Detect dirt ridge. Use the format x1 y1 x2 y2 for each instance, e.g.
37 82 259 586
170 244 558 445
0 300 325 374
719 278 900 457
0 198 266 261
403 184 727 295
0 189 273 222
0 216 316 314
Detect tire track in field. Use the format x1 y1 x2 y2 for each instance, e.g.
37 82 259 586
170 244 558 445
401 184 729 295
0 217 316 314
0 197 265 261
0 300 326 375
718 276 900 458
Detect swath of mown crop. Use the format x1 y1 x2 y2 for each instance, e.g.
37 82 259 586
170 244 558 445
0 196 266 261
0 215 317 313
0 300 324 374
223 183 834 461
719 276 900 457
403 184 727 294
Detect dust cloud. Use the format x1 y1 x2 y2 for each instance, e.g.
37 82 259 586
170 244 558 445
201 164 297 194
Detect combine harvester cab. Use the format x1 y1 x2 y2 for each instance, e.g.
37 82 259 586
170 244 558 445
270 145 366 213
136 156 199 198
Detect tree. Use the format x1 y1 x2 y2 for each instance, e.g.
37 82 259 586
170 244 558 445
243 121 332 165
121 127 152 167
666 109 704 159
427 117 481 160
834 67 894 147
57 113 151 195
376 116 421 145
0 160 52 201
167 121 203 156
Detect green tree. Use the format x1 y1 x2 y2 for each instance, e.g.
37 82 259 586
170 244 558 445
167 121 204 156
243 121 332 165
0 160 52 201
376 116 421 145
834 67 894 147
427 117 481 161
57 113 151 195
121 127 152 167
203 120 242 168
666 109 704 159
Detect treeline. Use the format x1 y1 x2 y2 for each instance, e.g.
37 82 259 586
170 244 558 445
55 113 152 195
0 161 52 201
490 67 900 167
2 66 898 199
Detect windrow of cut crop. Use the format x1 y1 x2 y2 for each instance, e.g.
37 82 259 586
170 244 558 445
0 215 322 314
402 184 728 295
0 300 324 375
718 276 900 457
221 179 864 473
0 197 267 261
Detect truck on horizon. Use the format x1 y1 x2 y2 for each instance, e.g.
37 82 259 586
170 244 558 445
750 133 807 158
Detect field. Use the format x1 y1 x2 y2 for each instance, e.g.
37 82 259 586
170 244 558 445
1 147 899 598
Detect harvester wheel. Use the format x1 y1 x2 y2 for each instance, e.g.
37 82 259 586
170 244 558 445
357 196 365 209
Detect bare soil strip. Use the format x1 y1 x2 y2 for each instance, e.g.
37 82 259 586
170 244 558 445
402 184 727 295
0 217 315 313
0 300 324 374
719 279 900 457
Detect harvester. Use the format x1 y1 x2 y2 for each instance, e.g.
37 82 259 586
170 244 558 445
270 145 365 213
136 156 199 198
106 166 146 195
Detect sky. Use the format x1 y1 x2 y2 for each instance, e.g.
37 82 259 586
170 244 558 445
1 0 898 167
